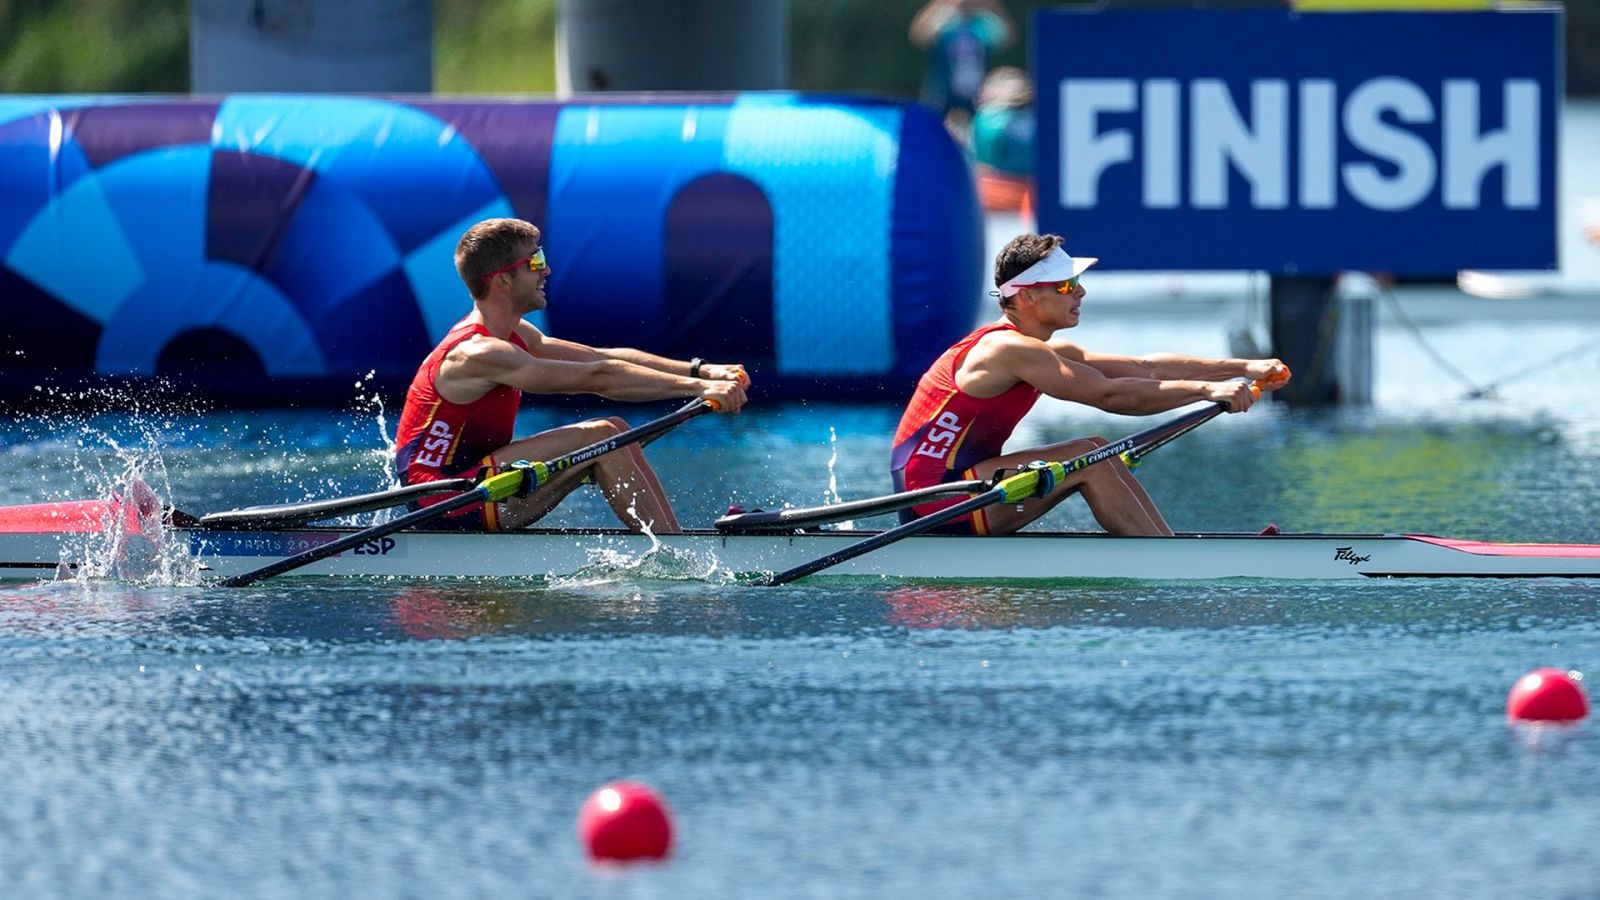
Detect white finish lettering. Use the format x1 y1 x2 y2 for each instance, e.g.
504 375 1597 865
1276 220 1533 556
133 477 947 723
1055 75 1543 213
1342 78 1436 211
1062 79 1136 207
1142 79 1180 208
1299 80 1337 209
1443 79 1539 209
1190 79 1288 209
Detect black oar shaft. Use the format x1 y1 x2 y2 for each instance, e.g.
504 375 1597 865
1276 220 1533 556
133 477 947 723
201 479 478 529
715 480 991 533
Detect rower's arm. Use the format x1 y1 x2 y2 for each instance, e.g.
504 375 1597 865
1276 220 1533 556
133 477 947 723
1053 341 1287 386
515 322 651 368
534 332 750 388
444 336 747 411
1003 336 1256 414
593 346 693 376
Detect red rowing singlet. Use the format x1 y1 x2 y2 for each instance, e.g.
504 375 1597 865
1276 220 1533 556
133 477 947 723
889 323 1040 531
394 320 527 527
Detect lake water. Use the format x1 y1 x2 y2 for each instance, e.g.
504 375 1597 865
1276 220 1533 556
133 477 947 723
3 103 1600 900
3 371 1599 898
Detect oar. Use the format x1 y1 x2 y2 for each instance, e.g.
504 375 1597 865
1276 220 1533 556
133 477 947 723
715 480 992 533
756 383 1269 586
219 399 715 587
201 480 479 529
1118 366 1288 470
201 414 696 529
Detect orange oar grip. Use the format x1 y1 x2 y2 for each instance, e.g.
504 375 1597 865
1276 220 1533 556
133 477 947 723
706 398 724 412
1248 363 1292 399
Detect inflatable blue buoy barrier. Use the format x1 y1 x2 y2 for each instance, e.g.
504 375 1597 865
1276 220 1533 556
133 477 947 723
0 93 982 404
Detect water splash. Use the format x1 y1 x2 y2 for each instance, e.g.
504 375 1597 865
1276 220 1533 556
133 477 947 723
825 426 856 530
345 370 404 527
549 542 731 586
11 386 210 586
619 476 665 555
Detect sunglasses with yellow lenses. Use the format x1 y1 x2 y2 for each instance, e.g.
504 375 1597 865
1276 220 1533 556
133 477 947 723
483 248 548 282
1023 276 1081 295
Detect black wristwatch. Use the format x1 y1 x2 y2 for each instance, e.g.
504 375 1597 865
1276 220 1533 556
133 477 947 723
689 357 704 378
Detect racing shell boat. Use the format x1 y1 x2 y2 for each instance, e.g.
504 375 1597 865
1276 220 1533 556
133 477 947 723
3 493 1600 582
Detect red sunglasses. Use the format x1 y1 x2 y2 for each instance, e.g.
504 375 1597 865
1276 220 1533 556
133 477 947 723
483 248 548 282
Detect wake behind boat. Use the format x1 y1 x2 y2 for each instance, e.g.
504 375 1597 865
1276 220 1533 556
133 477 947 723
5 502 1600 582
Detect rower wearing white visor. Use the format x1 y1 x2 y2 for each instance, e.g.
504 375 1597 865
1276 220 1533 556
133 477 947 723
889 233 1290 536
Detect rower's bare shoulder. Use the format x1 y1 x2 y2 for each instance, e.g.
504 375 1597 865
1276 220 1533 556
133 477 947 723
444 333 526 375
979 329 1057 366
1046 338 1089 362
962 329 1050 384
972 327 1041 356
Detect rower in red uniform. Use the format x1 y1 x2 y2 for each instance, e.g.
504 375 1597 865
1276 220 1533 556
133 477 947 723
395 217 748 532
890 233 1289 535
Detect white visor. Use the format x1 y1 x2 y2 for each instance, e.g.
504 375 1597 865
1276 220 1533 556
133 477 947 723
997 247 1099 298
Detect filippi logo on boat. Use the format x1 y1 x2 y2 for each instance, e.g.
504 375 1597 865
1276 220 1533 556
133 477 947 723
1032 9 1560 275
1334 547 1371 566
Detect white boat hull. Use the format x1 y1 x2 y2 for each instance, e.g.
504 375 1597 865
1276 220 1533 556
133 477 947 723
5 525 1600 582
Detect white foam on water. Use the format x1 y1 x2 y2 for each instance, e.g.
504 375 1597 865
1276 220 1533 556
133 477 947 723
548 541 731 586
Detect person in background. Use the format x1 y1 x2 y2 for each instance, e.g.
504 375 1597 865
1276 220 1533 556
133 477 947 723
889 233 1289 537
394 217 749 534
909 0 1015 141
972 66 1035 214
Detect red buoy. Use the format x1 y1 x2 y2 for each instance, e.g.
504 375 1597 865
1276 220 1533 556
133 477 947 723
578 781 673 861
1507 668 1589 722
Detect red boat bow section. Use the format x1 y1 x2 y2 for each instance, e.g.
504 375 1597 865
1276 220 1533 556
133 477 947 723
1409 535 1600 558
0 481 161 535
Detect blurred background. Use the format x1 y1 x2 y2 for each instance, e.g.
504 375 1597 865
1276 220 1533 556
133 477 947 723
2 0 1596 411
3 0 1595 96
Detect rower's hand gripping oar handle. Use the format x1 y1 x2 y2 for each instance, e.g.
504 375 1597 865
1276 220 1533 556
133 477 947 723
1010 370 1287 500
1118 369 1288 469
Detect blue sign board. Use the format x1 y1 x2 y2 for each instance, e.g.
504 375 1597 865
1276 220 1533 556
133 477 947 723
1033 9 1560 274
